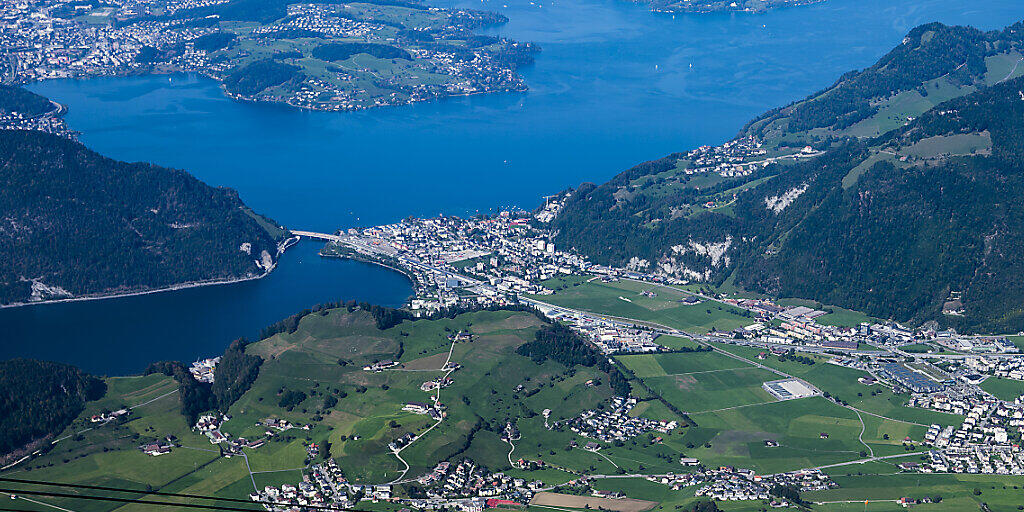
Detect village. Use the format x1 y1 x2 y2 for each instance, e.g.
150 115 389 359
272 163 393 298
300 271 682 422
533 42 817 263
551 396 677 443
675 135 822 179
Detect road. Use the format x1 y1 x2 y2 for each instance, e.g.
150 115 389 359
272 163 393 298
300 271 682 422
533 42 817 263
386 337 459 485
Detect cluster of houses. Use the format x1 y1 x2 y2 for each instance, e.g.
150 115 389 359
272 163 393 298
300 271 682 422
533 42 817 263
89 409 129 423
552 397 677 442
2 0 531 114
189 357 219 384
584 325 661 354
964 355 1024 381
720 297 1014 354
1 0 218 83
933 336 1019 354
194 414 306 454
0 106 72 139
680 136 769 178
903 392 1024 474
194 414 230 444
414 459 540 503
402 399 446 421
919 445 1024 474
138 436 176 456
653 466 834 502
324 209 590 313
421 377 454 392
252 458 356 510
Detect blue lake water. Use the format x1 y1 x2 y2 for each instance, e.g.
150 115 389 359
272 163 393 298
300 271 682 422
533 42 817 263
6 0 1024 374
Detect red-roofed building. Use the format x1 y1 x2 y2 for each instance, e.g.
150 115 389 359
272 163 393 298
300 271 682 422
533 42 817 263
486 499 521 509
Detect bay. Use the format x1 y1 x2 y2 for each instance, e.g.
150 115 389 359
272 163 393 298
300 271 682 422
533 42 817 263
5 0 1023 374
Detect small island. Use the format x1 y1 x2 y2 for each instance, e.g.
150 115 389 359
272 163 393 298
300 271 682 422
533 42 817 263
1 0 539 112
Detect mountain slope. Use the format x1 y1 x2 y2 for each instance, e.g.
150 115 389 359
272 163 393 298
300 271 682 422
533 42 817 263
553 21 1024 332
735 78 1024 332
0 129 289 305
0 359 106 460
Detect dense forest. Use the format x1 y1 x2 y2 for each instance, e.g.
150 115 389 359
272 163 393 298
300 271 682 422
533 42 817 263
0 130 287 305
0 359 106 458
0 84 54 117
553 20 1024 332
311 42 412 62
223 58 303 96
212 339 263 409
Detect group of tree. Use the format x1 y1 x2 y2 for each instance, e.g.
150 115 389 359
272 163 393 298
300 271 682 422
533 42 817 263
516 323 632 397
211 339 263 408
0 359 106 458
145 338 264 423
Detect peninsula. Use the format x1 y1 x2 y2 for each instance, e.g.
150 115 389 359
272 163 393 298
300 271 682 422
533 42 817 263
0 0 538 111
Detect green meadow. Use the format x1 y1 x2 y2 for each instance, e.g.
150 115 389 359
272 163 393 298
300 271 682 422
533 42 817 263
530 277 754 333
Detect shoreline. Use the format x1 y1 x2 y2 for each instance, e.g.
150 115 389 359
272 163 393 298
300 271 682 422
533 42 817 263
0 236 299 310
317 247 418 304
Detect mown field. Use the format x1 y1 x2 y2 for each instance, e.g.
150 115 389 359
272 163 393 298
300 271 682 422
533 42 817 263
612 342 967 474
530 277 754 333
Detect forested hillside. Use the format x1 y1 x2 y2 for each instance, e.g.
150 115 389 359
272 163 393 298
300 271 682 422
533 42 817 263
735 78 1024 332
0 84 54 117
0 130 289 305
0 359 105 459
553 20 1024 332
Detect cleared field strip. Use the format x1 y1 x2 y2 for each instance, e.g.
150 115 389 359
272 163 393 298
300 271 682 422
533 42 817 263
643 368 778 413
531 492 657 512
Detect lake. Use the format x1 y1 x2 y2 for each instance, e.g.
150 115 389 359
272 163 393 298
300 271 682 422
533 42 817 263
6 0 1024 374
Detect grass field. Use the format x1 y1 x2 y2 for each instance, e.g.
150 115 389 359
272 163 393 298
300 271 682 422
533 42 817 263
613 343 931 474
807 473 1024 512
710 343 963 427
530 278 754 333
980 377 1024 402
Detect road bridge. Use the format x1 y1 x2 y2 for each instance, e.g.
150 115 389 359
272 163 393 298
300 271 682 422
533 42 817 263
290 230 341 241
